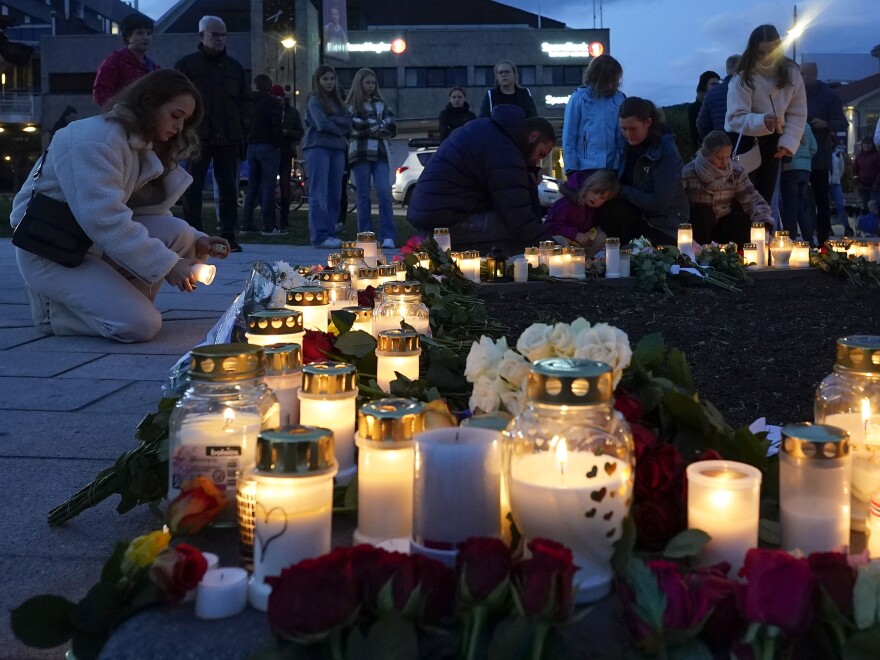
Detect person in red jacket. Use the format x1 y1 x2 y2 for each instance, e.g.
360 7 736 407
92 14 160 108
853 136 880 213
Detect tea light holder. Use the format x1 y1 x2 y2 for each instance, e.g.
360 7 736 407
263 343 303 427
327 253 340 268
605 237 620 278
561 246 574 277
191 263 216 285
548 247 565 278
356 231 379 267
463 250 482 283
867 489 880 558
750 222 767 268
434 227 451 252
780 423 850 554
285 287 330 333
354 398 425 545
342 306 374 334
743 242 758 267
376 329 421 392
356 267 379 292
247 426 337 611
827 239 850 255
377 264 398 287
196 568 249 619
297 362 359 484
570 247 586 280
769 230 792 269
245 310 304 347
513 257 528 283
686 460 762 573
790 241 811 268
372 281 431 337
538 240 555 267
337 248 368 285
451 251 465 274
412 426 502 566
524 247 539 269
341 240 357 249
414 251 431 270
316 271 357 317
485 249 509 283
395 260 407 280
619 248 632 278
677 223 695 260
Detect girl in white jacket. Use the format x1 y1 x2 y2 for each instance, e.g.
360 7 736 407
725 24 807 205
10 70 229 342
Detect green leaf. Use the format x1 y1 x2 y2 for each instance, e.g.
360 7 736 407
331 309 356 334
611 514 637 575
73 582 121 633
343 474 359 510
663 529 711 559
100 541 128 586
10 595 76 648
666 348 695 393
662 390 709 434
333 330 377 358
623 557 667 633
488 616 534 660
843 627 880 660
634 333 665 370
425 362 465 391
668 640 714 660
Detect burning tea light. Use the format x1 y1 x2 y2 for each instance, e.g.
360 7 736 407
262 344 303 427
770 231 792 268
790 241 810 268
743 243 758 267
245 310 304 347
433 227 451 252
372 281 431 337
538 241 555 267
377 264 398 287
549 247 565 278
524 247 539 269
355 267 379 292
415 251 431 270
750 223 767 268
356 232 378 267
285 287 329 333
677 223 695 260
376 329 421 392
316 271 356 316
342 306 374 334
191 263 216 285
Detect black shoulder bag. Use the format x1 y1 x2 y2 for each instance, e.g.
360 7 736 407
11 147 93 268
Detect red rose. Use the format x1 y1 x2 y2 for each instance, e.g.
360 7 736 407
357 285 376 308
689 564 746 650
808 551 855 617
456 537 512 607
301 330 336 363
633 496 686 551
362 550 418 615
266 549 359 642
514 538 578 622
149 544 208 604
738 549 817 634
634 443 681 500
631 423 657 462
410 553 456 624
165 476 227 537
400 234 426 255
614 390 644 424
617 578 657 644
697 449 724 462
648 560 712 632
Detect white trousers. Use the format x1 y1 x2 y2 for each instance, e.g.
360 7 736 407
16 214 195 343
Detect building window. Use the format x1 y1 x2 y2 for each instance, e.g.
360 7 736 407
543 66 583 86
1 6 8 16
111 22 119 35
474 66 494 87
49 72 96 94
519 66 536 86
405 67 466 88
337 68 397 95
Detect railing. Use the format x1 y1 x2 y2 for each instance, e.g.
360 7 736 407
0 92 37 122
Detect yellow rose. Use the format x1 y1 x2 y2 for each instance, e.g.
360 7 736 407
123 529 171 572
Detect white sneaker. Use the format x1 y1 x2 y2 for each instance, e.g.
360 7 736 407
316 237 343 249
381 239 396 249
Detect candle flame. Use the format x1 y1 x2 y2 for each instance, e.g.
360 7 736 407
555 437 568 475
862 398 871 426
162 524 169 534
223 407 235 431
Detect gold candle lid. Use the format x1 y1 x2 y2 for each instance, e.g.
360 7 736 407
263 343 303 373
189 343 266 381
296 266 312 277
526 358 613 405
378 264 397 277
327 253 340 267
854 239 871 247
255 425 335 475
340 247 365 259
561 246 574 255
451 251 466 260
461 411 513 431
793 240 810 248
343 305 373 322
678 223 692 230
286 287 329 307
539 240 556 249
835 336 880 374
341 241 358 249
356 232 376 242
357 398 426 443
774 230 790 238
434 227 449 235
550 247 563 255
571 247 586 257
317 270 352 284
377 329 420 353
751 222 766 229
384 281 422 296
301 361 358 394
395 260 407 272
524 247 539 256
357 267 379 279
414 251 430 261
743 242 757 249
468 250 481 259
605 237 620 246
620 248 632 256
781 423 849 460
247 310 304 336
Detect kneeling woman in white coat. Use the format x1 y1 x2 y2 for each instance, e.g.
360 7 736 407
10 69 228 342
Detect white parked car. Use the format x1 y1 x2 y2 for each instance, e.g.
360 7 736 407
538 175 562 209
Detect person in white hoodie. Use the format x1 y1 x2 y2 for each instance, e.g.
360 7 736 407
725 24 807 205
10 70 229 343
829 142 849 230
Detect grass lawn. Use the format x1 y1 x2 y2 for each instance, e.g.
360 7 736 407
0 197 420 246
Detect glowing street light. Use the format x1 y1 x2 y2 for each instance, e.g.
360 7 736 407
281 37 296 49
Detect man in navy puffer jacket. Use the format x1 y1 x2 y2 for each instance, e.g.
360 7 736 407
697 55 740 142
407 105 555 254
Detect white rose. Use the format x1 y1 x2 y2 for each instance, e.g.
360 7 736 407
569 317 590 337
465 336 508 383
573 323 633 388
469 375 501 413
549 323 576 357
516 323 554 363
499 389 526 417
497 349 530 388
268 286 288 309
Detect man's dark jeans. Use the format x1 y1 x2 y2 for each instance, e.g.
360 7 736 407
810 168 831 243
183 144 240 241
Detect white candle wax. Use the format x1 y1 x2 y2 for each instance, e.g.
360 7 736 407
743 247 758 266
509 452 630 603
512 258 527 282
771 247 792 268
824 412 880 529
677 228 694 260
605 244 620 278
571 256 586 280
562 251 573 278
354 437 415 544
376 350 420 392
357 241 379 268
183 552 220 603
780 495 849 554
191 263 216 285
286 305 328 333
525 252 539 269
195 568 248 619
413 428 501 546
790 244 810 268
264 372 302 427
248 473 335 611
372 312 430 338
686 461 761 573
750 227 767 269
298 394 357 482
170 412 262 524
619 254 631 278
549 254 565 278
245 331 304 347
434 232 452 253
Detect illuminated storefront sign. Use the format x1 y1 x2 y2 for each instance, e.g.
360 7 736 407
541 42 604 58
545 94 572 107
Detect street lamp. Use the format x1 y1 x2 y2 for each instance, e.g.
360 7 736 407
281 37 297 99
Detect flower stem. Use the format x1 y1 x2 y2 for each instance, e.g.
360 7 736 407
464 606 487 660
328 628 344 660
530 622 551 660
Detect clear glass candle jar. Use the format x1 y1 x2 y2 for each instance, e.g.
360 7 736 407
524 247 539 269
376 329 421 392
356 231 378 267
815 336 880 530
247 426 337 611
354 398 425 546
414 251 431 270
245 310 304 347
538 240 555 267
285 287 329 333
790 241 810 268
677 223 694 260
372 281 431 337
780 423 851 554
316 270 357 316
297 361 359 484
169 344 280 526
395 260 407 280
504 358 633 603
327 252 340 268
548 247 565 278
356 266 379 292
750 223 767 268
770 230 792 268
377 264 398 287
338 247 368 285
263 343 303 427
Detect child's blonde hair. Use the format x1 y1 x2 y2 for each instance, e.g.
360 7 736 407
577 169 620 205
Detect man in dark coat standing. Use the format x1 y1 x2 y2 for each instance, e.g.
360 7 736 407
696 54 740 141
176 15 250 251
407 105 555 254
276 87 304 232
801 62 848 245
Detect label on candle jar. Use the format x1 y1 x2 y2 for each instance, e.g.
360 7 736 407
171 445 242 493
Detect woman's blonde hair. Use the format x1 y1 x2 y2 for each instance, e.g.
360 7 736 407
107 69 203 172
578 169 620 205
700 130 732 157
345 68 383 111
494 60 522 88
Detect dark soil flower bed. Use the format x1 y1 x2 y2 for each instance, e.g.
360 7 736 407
481 274 880 429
